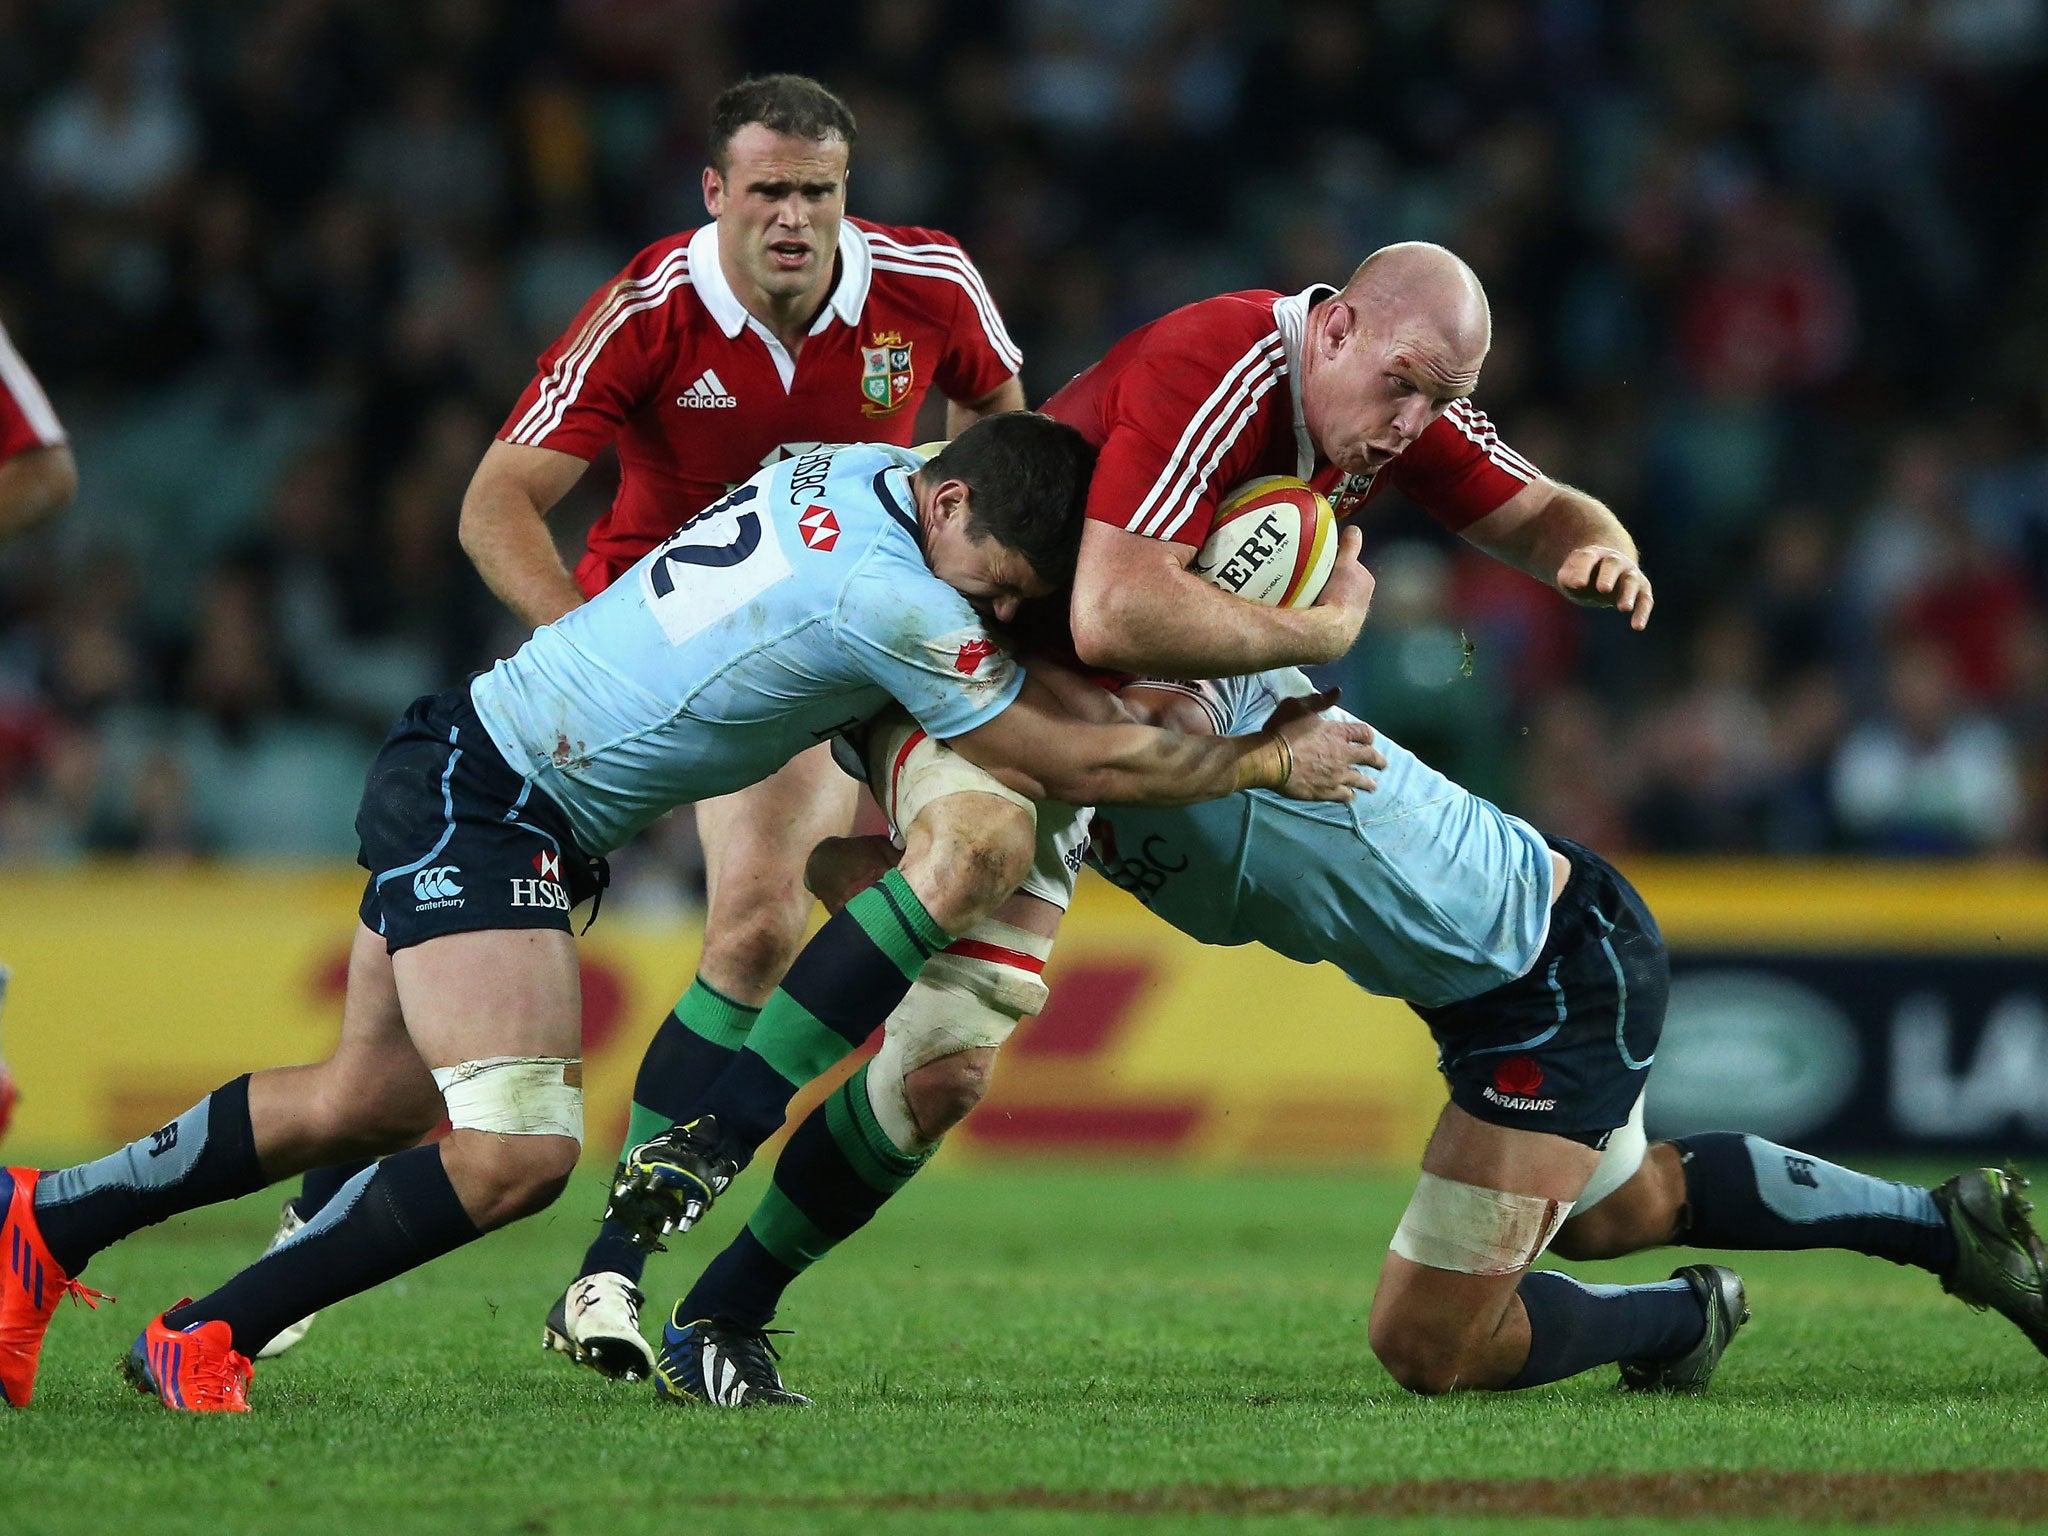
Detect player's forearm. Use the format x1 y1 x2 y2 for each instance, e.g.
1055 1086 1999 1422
1071 566 1344 675
459 478 586 629
1472 482 1635 584
0 443 77 538
945 377 1026 436
1038 720 1288 807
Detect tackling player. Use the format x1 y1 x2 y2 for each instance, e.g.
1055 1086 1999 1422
0 421 1382 1412
0 315 78 1147
267 73 1031 1364
769 669 2048 1404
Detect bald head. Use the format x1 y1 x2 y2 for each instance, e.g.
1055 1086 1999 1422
1297 242 1492 478
1342 242 1491 386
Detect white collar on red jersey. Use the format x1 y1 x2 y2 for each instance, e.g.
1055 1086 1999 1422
687 219 872 342
1272 283 1335 480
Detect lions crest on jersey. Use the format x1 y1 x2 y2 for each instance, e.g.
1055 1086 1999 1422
860 333 915 416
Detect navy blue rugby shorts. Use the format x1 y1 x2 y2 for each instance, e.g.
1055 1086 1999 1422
1409 837 1667 1149
354 688 605 953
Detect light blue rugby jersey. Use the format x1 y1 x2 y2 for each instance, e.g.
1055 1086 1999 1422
1087 669 1554 1008
469 443 1023 855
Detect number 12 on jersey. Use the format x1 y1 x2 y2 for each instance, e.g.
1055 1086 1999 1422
641 483 795 646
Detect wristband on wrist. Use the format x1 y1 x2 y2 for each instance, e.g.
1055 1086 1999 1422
1232 731 1293 792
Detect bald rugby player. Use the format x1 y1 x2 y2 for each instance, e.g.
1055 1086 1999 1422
1048 240 1649 677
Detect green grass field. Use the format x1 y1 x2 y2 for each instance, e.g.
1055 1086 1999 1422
12 1160 2046 1536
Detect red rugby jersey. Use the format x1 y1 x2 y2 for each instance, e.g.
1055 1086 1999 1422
500 217 1021 594
1041 286 1538 548
0 319 66 463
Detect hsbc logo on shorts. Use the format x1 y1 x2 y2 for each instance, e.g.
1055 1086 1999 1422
509 878 571 910
512 849 569 909
413 865 465 910
1482 1055 1558 1112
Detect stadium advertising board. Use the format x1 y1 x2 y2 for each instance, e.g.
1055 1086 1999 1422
2 863 2044 1159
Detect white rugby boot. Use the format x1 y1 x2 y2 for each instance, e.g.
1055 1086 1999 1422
542 1271 657 1381
255 1199 318 1359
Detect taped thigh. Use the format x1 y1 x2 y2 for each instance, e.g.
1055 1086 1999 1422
1573 1087 1648 1213
1390 1171 1574 1275
432 1056 585 1144
866 708 1035 831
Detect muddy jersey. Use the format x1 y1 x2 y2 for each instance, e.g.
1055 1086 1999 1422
500 218 1020 594
1088 669 1553 1008
1041 286 1538 549
468 443 1022 855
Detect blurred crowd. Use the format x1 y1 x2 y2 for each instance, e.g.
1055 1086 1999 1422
2 0 2046 877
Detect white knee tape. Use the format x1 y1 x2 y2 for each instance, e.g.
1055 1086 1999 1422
1390 1171 1573 1275
866 1029 927 1156
887 919 1053 1072
431 1057 585 1145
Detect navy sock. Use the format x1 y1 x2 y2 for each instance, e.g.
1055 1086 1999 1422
167 1143 481 1357
683 1064 927 1328
1676 1133 1957 1275
577 981 759 1283
699 873 947 1161
295 1160 374 1221
1508 1270 1704 1388
34 1076 265 1275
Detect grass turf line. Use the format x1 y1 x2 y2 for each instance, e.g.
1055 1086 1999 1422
11 1162 2045 1536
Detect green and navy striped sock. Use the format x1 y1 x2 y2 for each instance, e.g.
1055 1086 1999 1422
700 869 950 1162
579 977 762 1282
680 1063 929 1327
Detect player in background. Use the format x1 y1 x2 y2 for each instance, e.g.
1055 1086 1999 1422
1043 240 1650 677
264 73 1029 1367
0 315 79 1147
0 423 1383 1412
784 668 2047 1404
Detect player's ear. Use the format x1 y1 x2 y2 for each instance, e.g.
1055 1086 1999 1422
702 165 725 218
1319 300 1355 356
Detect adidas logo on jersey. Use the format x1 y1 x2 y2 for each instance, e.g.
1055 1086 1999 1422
676 370 739 409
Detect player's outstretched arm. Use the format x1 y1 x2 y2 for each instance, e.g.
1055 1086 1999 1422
1068 521 1376 676
1458 477 1654 631
459 440 595 629
946 673 1382 807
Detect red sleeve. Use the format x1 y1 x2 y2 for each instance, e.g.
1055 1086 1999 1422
897 228 1020 405
1081 337 1289 548
496 240 686 461
0 322 65 461
1383 400 1541 531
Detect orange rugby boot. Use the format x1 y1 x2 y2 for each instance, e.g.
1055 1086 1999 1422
123 1305 253 1412
2 1166 111 1407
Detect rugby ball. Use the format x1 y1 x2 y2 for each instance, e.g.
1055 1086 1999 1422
1192 475 1339 609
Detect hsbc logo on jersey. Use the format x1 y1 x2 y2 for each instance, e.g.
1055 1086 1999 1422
532 850 560 881
798 505 840 551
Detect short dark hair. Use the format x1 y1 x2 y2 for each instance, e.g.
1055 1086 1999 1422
921 413 1095 590
708 75 858 173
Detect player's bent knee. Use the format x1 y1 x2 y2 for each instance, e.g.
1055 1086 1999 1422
1367 1311 1469 1397
901 1048 994 1137
432 1054 585 1227
699 914 809 999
